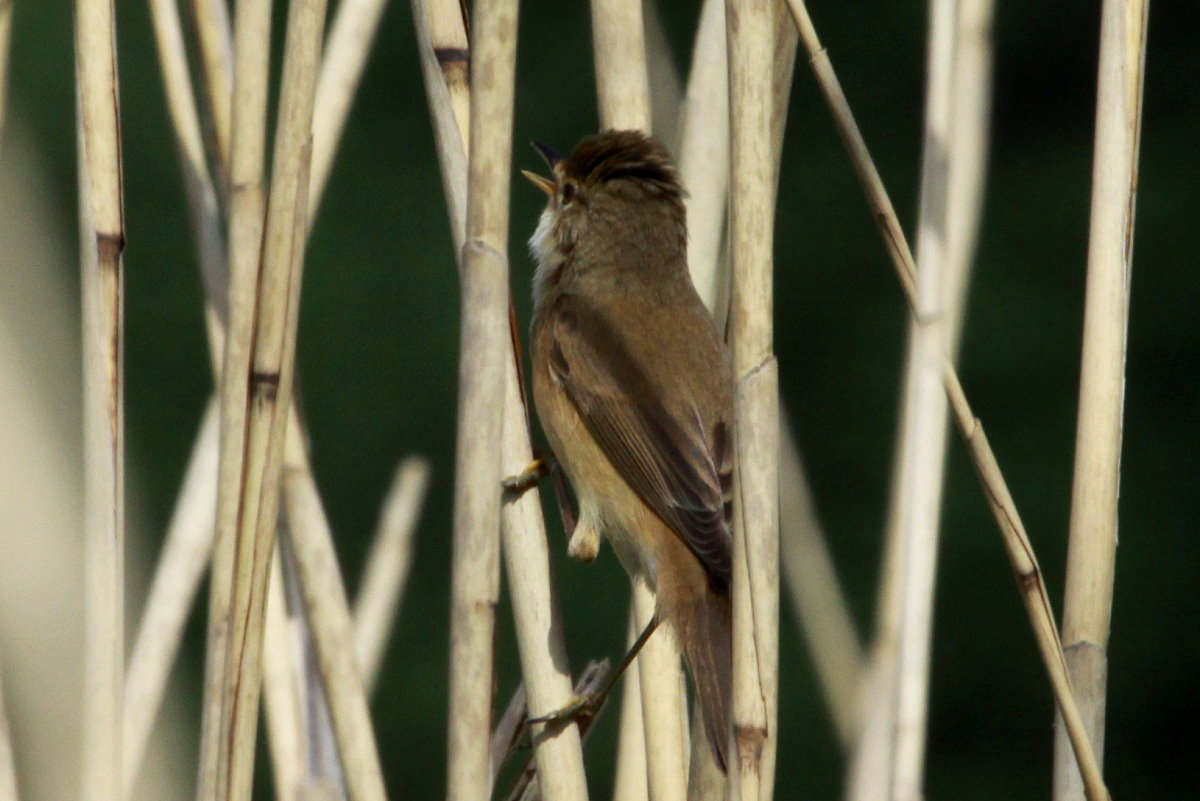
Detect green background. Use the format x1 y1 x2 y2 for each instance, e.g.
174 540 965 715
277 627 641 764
5 0 1198 798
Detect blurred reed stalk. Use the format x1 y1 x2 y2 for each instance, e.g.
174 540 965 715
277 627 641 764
1052 2 1148 800
188 0 233 168
0 662 17 801
353 457 431 693
783 1 1110 797
444 0 523 798
0 0 11 142
848 0 957 797
725 0 782 797
409 1 590 799
74 0 126 798
590 0 690 796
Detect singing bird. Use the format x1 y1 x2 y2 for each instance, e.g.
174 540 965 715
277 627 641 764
522 129 735 771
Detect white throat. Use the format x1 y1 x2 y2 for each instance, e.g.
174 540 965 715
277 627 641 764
528 207 564 308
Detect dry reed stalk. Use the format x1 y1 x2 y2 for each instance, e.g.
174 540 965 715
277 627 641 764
207 0 329 796
643 0 682 148
589 2 691 795
778 423 863 752
444 0 520 797
308 0 392 224
943 0 995 352
196 0 273 795
74 0 126 797
188 0 234 169
353 456 431 693
1052 2 1147 800
263 551 309 801
724 0 781 797
686 699 722 801
0 661 17 801
850 2 957 799
410 0 470 252
783 3 1111 796
123 401 219 790
281 430 388 801
0 0 11 142
611 611 648 801
410 2 590 797
677 0 730 319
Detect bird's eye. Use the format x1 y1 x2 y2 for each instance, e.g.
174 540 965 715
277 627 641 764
560 180 576 206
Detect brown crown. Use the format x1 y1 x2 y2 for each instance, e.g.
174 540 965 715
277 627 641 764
562 130 682 194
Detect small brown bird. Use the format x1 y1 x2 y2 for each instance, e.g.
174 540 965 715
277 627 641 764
522 130 735 771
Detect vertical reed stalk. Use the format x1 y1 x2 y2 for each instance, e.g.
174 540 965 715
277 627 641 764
611 611 648 801
444 0 520 798
725 0 780 797
188 0 234 169
261 552 308 801
74 0 126 797
353 457 431 693
207 0 329 797
1053 2 1148 800
196 0 271 795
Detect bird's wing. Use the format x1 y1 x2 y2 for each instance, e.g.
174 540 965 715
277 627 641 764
548 294 733 585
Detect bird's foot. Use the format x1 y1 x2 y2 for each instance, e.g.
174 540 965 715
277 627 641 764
502 453 552 495
527 691 606 728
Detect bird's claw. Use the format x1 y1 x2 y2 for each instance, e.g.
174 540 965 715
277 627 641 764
502 455 550 494
526 692 604 727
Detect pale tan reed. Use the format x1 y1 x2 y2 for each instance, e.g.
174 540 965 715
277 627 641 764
262 554 308 801
205 0 330 796
308 0 392 224
784 2 1110 796
123 401 219 792
74 0 126 797
444 0 521 798
610 611 648 801
187 0 234 169
725 0 782 797
353 457 431 693
410 1 590 798
1053 2 1147 800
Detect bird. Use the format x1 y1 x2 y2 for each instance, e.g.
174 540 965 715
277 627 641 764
521 129 736 771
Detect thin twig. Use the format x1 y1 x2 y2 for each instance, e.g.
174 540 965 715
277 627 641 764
1053 2 1147 800
123 400 219 792
444 0 520 797
783 3 1112 796
74 0 126 795
353 456 431 694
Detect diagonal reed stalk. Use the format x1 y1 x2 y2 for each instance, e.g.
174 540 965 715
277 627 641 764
444 0 522 799
589 0 689 796
1052 2 1148 800
353 456 431 693
412 0 590 796
74 0 126 798
187 0 234 171
724 0 783 798
784 1 1110 797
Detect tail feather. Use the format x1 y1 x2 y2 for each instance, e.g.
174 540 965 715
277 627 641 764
679 588 732 773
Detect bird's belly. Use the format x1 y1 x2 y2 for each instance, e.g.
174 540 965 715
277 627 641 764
533 359 659 587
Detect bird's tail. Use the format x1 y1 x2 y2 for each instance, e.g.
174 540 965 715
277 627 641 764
679 586 732 773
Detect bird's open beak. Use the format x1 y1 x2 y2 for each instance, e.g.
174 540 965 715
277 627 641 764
521 169 556 197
